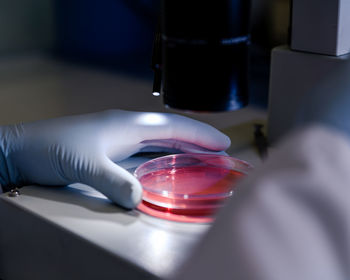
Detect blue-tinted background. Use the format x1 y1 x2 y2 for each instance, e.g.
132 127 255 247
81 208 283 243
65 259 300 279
55 0 160 77
0 0 290 125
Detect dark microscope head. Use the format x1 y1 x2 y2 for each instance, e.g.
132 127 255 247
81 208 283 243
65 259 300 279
152 0 251 112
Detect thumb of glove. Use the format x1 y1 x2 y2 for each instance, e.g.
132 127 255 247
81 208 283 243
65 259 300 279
80 157 142 209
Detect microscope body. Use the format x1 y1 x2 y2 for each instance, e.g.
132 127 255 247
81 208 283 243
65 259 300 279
158 1 251 112
159 0 350 142
268 0 350 142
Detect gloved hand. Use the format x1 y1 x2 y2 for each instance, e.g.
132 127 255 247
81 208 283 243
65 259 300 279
0 110 230 209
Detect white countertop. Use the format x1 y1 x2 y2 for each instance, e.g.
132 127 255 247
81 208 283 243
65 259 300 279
0 55 267 279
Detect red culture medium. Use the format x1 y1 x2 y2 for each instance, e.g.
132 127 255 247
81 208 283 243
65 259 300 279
135 154 252 223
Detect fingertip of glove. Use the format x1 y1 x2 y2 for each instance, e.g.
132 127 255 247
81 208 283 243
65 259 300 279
201 123 231 151
128 181 143 209
221 133 232 150
117 178 143 209
210 131 231 151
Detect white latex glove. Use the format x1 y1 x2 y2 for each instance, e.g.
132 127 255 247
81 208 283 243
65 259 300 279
173 126 350 280
0 110 230 209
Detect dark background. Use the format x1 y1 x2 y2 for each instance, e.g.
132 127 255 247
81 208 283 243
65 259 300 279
0 0 290 123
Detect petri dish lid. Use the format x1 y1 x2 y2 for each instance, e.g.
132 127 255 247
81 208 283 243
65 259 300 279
134 153 252 223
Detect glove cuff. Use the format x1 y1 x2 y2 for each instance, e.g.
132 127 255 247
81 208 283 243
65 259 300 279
0 125 24 191
0 127 11 190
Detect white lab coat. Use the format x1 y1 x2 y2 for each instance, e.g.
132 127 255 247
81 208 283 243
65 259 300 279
173 125 350 280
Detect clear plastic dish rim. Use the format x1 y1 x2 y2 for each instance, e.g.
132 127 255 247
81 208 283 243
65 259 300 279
134 153 254 200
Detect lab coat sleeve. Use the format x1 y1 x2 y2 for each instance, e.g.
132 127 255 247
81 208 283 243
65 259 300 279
172 125 350 280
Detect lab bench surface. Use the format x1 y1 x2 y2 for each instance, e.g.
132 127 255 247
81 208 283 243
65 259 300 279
0 55 266 279
0 158 208 280
0 123 266 280
0 139 263 280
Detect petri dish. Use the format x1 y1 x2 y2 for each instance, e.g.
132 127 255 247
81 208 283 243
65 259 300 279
134 153 252 223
